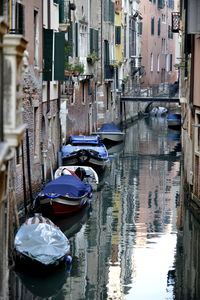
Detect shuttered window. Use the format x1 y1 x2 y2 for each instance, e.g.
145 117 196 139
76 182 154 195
158 0 164 9
75 23 78 57
104 40 110 65
115 26 121 44
104 0 114 24
138 22 143 35
43 29 53 81
90 28 98 54
54 32 65 81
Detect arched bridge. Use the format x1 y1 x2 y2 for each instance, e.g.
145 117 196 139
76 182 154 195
120 83 180 103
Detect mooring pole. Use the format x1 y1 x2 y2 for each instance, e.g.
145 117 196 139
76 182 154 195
21 141 28 215
26 129 33 205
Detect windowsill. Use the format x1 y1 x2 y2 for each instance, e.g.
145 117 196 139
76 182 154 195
0 142 10 167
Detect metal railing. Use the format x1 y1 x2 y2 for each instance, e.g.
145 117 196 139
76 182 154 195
125 83 179 98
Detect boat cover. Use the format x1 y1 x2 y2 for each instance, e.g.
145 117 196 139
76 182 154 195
167 113 181 120
97 123 122 133
14 216 70 265
69 134 102 144
40 175 92 198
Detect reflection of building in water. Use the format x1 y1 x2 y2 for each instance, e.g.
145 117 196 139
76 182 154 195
175 209 200 300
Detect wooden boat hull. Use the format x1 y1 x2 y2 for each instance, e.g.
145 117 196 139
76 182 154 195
39 196 88 215
97 132 125 143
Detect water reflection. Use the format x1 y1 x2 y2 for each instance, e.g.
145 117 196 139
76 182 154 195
10 117 182 299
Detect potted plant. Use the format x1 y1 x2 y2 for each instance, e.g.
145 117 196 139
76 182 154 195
65 62 73 76
87 52 98 65
72 63 84 76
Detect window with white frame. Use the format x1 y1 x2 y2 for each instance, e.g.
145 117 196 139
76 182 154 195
157 54 160 72
150 53 153 72
166 54 169 72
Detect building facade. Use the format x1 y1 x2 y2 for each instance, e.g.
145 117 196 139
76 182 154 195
139 0 179 85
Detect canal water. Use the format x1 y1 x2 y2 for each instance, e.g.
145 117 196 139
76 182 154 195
11 116 183 299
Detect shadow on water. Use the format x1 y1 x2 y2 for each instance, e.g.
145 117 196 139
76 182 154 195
10 116 196 300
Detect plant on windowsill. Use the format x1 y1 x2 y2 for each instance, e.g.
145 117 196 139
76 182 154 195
109 60 119 68
64 63 84 76
64 62 73 76
122 76 128 83
72 63 84 76
87 52 98 65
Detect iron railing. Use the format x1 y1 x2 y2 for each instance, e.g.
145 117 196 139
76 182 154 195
125 83 179 98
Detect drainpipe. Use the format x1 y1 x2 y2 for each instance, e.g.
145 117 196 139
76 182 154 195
100 0 103 85
47 0 51 113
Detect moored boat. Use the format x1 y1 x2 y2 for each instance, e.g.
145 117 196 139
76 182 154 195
94 123 125 143
54 165 99 191
167 113 181 128
61 135 109 172
14 214 71 270
33 174 93 216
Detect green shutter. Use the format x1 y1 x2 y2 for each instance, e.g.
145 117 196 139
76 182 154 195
115 26 121 44
90 28 93 53
59 0 64 23
68 22 73 56
138 22 143 35
54 32 65 81
43 29 53 81
94 29 98 55
75 23 78 57
109 0 114 24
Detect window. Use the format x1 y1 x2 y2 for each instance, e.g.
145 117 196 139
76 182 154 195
150 53 153 72
90 28 99 55
104 0 114 24
162 38 166 53
115 26 121 44
43 29 53 81
138 22 143 35
34 9 39 67
54 32 65 80
167 0 174 9
129 19 136 56
170 54 173 71
168 25 173 39
124 15 127 58
157 54 160 72
151 17 155 35
158 0 165 9
15 2 24 34
158 18 161 36
82 82 86 104
166 54 169 72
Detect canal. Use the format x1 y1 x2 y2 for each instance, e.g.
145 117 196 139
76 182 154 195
11 116 184 299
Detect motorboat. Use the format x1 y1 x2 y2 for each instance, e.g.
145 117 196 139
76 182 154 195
14 214 71 270
94 123 125 143
61 135 109 172
54 165 99 191
167 113 181 128
33 174 93 216
149 106 168 117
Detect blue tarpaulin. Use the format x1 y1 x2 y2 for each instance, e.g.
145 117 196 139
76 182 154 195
40 175 92 198
97 123 122 133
